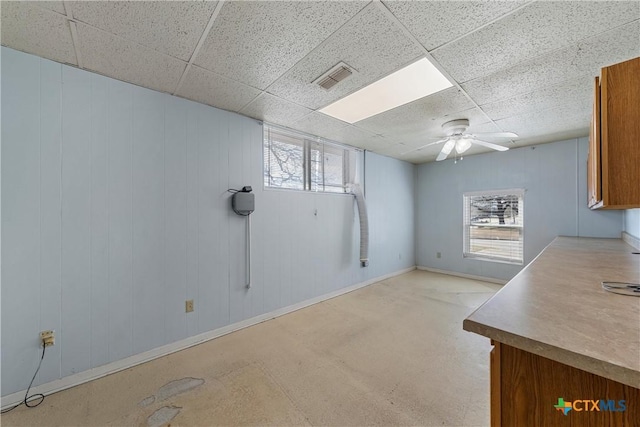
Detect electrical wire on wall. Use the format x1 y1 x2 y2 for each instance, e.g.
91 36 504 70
229 187 255 288
1 343 47 413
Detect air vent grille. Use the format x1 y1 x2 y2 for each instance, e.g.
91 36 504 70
314 63 354 91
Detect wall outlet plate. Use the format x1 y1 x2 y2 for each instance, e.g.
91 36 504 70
40 330 55 347
185 300 194 313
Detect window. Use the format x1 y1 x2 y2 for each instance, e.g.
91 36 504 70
463 189 524 264
264 125 353 193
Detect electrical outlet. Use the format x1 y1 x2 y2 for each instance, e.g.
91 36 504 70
185 300 194 313
40 330 55 347
437 252 441 259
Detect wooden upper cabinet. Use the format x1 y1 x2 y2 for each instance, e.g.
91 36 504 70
588 57 640 209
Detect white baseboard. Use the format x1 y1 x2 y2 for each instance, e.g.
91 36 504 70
622 231 640 250
1 265 416 409
416 266 508 285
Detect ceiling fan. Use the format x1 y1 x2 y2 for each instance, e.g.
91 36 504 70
406 119 518 161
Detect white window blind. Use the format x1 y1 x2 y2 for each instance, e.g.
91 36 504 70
463 189 524 264
264 125 353 193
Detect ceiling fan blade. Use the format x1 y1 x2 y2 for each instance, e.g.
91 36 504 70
471 131 518 139
400 138 448 155
436 139 455 161
472 139 509 151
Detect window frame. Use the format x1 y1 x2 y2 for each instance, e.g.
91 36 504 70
463 189 525 265
263 124 356 194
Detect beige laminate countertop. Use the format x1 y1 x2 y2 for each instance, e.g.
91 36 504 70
464 236 640 389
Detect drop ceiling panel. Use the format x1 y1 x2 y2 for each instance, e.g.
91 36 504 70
481 75 593 121
291 112 350 138
32 1 66 15
1 2 77 66
240 93 313 128
176 66 261 113
494 101 591 142
382 0 527 51
69 1 218 61
354 87 474 137
76 23 186 94
433 1 640 83
193 1 368 90
267 4 424 110
462 20 640 106
316 125 383 150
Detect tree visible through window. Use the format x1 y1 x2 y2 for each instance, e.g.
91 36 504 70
264 125 351 193
463 190 524 264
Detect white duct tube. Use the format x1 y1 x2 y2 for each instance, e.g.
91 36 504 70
350 184 369 267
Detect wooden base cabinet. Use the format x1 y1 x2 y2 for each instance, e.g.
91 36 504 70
588 57 640 209
490 342 640 427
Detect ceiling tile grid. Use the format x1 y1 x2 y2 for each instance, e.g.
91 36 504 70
432 1 640 84
2 0 639 163
354 87 475 137
291 111 351 137
176 65 262 112
480 75 593 122
76 23 187 94
382 0 528 51
193 1 369 90
266 3 424 110
494 100 592 142
315 124 383 150
462 20 640 107
240 92 313 128
68 1 219 62
1 1 77 66
31 1 67 15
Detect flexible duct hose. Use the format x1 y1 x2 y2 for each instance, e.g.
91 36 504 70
350 184 369 267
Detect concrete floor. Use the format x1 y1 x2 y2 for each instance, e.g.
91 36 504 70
2 270 502 427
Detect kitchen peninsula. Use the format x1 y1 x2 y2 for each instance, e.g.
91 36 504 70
464 237 640 426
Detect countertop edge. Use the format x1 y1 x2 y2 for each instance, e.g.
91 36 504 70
463 318 640 389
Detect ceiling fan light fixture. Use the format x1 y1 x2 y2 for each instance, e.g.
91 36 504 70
455 138 472 154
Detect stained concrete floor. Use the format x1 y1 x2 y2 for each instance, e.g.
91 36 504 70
2 270 502 427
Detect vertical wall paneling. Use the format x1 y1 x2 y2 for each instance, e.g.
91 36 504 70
197 103 221 332
215 108 231 328
624 209 640 238
185 102 200 336
89 73 109 369
1 48 43 391
1 47 416 396
163 96 189 344
132 87 166 354
416 138 623 280
228 114 250 324
248 121 265 318
106 78 134 362
38 59 63 384
61 66 93 377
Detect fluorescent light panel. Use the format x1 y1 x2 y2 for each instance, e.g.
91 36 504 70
319 58 453 124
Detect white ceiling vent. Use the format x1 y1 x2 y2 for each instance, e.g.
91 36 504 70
314 62 355 91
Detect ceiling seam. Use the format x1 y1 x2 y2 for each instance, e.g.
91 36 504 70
260 1 375 96
63 1 83 69
429 1 538 54
172 0 226 96
372 0 507 134
479 72 597 116
459 17 640 89
237 90 266 114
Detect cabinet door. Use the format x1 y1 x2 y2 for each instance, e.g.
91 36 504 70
588 76 601 208
601 57 640 208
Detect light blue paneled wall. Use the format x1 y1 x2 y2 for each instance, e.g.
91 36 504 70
1 47 416 396
416 138 623 281
624 209 640 239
